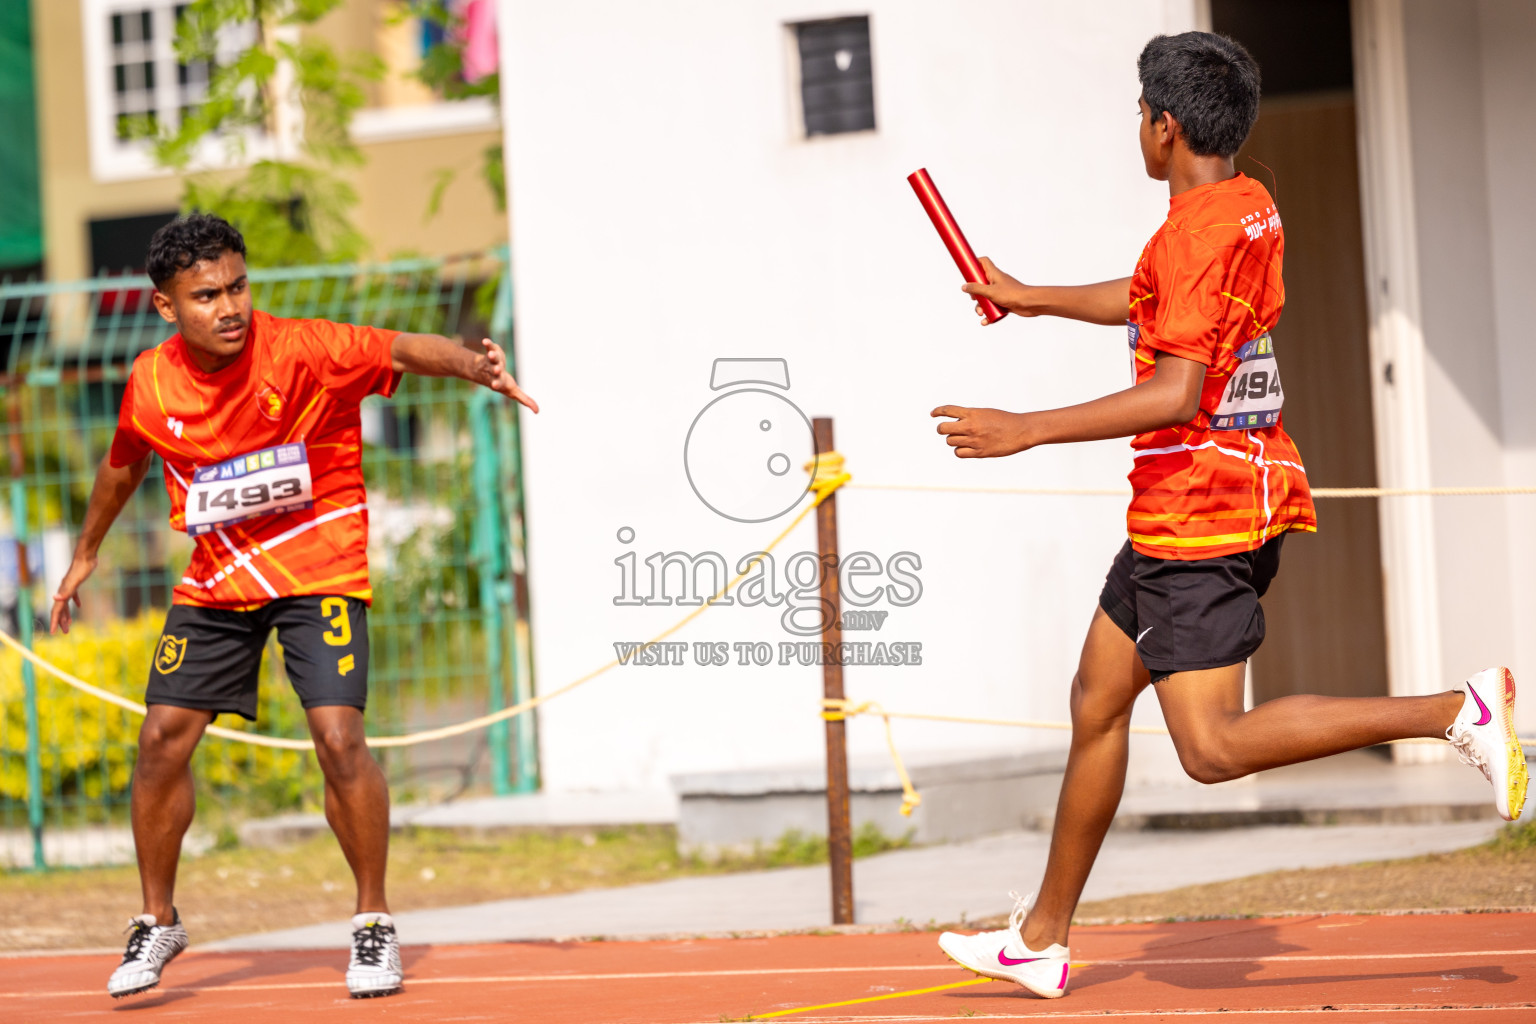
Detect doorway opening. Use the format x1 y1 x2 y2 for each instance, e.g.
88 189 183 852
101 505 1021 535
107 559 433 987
1211 0 1390 704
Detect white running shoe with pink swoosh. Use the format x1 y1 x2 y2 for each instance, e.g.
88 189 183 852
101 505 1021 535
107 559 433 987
937 892 1070 999
1447 667 1528 822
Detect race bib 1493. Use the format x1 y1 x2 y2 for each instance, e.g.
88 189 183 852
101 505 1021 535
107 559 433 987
184 443 314 536
1211 334 1284 431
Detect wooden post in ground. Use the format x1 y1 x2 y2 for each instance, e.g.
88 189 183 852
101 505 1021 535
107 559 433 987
813 417 853 925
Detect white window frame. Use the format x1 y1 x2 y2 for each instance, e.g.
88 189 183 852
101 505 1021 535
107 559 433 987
83 0 500 183
780 14 880 145
81 0 280 183
350 96 500 144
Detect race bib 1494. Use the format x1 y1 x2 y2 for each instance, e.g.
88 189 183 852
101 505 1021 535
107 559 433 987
184 443 314 536
1211 334 1284 431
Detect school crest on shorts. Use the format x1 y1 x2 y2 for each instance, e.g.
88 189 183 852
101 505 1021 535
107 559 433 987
155 635 188 674
255 383 286 421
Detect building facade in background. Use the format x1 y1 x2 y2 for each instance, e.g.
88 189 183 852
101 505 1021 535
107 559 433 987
31 0 507 281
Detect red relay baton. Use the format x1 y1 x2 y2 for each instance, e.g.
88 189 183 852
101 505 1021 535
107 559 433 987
907 167 1008 325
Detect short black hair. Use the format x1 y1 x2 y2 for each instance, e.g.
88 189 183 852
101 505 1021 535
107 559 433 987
146 213 247 289
1138 32 1261 157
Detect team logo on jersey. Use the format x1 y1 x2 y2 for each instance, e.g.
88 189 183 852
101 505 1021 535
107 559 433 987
155 635 188 674
256 383 287 421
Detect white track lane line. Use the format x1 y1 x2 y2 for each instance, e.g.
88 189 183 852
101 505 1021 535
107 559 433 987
6 948 1535 1000
692 1009 1536 1022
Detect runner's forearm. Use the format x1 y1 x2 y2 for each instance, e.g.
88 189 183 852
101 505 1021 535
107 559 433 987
75 454 151 558
966 261 1132 326
1023 352 1204 446
1020 278 1133 325
390 332 480 380
390 332 536 411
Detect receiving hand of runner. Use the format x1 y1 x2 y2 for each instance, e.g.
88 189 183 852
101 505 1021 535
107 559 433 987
932 405 1034 458
962 257 1037 321
49 553 96 635
473 339 540 413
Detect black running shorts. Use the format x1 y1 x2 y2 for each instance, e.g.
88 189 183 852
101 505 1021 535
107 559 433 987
146 596 370 721
1098 536 1285 683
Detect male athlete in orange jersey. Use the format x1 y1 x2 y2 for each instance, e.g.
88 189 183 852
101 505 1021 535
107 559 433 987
48 214 539 1000
929 32 1526 1000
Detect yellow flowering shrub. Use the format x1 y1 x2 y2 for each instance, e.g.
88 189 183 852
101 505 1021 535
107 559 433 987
1 613 321 813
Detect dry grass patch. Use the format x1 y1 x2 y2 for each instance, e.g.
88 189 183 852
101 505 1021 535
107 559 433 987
1071 820 1536 925
0 823 910 951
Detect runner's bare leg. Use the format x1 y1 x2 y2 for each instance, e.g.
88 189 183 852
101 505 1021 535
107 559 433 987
307 705 390 914
132 705 214 925
1156 666 1463 782
1023 640 1465 950
1019 608 1151 950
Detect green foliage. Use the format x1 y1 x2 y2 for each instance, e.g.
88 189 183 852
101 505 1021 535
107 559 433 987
402 0 505 215
0 617 142 804
368 449 481 619
401 1 499 102
182 161 365 264
0 613 323 817
482 143 505 212
699 823 915 870
1488 819 1536 853
147 0 383 265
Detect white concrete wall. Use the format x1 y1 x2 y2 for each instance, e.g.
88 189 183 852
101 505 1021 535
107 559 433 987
499 0 1200 794
1479 0 1536 739
1401 0 1514 696
1401 0 1534 736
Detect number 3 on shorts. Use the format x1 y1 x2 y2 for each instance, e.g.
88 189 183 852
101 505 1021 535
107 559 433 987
320 597 352 647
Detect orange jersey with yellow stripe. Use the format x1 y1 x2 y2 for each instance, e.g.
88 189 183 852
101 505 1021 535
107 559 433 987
1126 173 1316 559
109 309 401 607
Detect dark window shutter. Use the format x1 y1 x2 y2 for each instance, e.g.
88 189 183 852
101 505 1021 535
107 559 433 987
796 17 875 137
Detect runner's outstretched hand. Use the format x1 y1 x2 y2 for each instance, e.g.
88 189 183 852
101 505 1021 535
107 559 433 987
474 339 540 413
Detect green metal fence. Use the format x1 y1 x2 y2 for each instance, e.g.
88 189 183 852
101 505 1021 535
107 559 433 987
0 253 538 870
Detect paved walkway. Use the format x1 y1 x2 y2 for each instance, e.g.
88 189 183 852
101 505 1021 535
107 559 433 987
1115 748 1506 826
207 818 1506 951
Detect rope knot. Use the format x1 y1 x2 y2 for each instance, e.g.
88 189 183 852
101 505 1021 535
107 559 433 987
819 698 922 817
820 697 869 722
805 450 851 505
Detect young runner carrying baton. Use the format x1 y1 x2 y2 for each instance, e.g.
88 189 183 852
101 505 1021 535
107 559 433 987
49 214 539 1001
930 32 1527 1000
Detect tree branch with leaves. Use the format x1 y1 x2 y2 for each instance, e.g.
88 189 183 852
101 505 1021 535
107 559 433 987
402 0 504 217
149 0 383 264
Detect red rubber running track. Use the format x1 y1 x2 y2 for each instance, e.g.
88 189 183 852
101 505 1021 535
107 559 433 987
3 912 1532 1022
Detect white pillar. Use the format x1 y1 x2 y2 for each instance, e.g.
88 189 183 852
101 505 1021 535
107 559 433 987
1351 0 1445 763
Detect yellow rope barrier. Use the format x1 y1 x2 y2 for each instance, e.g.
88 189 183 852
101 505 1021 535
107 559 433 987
8 446 1532 779
820 699 921 817
837 474 1536 803
0 453 853 752
1311 485 1536 498
846 482 1536 498
823 699 1169 735
806 449 851 500
822 699 1536 813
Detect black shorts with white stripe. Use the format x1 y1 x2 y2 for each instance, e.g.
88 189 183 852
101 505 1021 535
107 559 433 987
1097 536 1284 683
